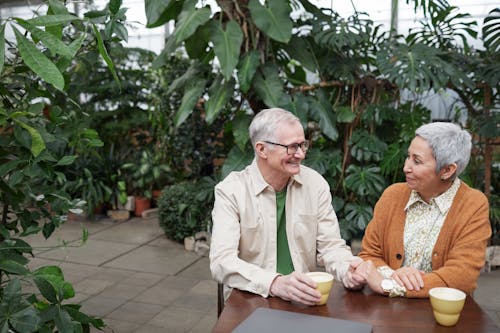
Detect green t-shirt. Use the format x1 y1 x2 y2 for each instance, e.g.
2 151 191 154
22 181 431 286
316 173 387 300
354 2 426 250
276 189 294 275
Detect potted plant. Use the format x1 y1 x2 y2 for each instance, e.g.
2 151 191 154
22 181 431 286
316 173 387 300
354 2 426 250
122 148 171 217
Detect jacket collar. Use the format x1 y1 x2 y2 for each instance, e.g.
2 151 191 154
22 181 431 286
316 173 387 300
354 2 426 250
248 159 305 196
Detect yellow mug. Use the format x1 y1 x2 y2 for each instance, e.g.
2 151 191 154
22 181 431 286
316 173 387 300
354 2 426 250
429 287 466 326
306 272 334 305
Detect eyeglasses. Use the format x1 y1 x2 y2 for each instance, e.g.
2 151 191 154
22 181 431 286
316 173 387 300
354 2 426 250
263 140 310 155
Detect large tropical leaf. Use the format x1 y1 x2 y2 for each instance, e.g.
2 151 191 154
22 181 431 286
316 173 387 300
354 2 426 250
350 130 388 162
205 77 234 124
237 51 260 93
145 0 182 28
483 8 500 53
376 42 473 92
344 202 373 230
232 111 252 151
0 279 40 333
26 14 79 27
248 0 293 43
15 19 73 58
221 145 254 179
14 28 64 90
174 79 206 127
308 93 338 141
344 165 386 197
252 64 290 108
407 5 477 52
166 62 206 94
92 24 120 86
174 1 211 43
210 21 243 81
284 36 317 72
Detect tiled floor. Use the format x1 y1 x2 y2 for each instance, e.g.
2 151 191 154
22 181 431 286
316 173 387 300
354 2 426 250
25 216 500 332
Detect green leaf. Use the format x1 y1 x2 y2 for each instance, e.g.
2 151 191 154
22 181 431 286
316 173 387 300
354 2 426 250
210 21 243 81
14 119 46 157
26 14 79 27
15 19 74 58
232 111 252 151
205 77 234 124
336 106 356 123
248 0 292 43
14 27 65 90
34 276 58 303
284 36 317 72
145 0 182 28
10 306 40 333
0 24 5 75
174 1 211 43
48 0 69 15
174 79 206 127
221 145 254 179
253 64 288 108
0 260 30 275
56 155 77 166
308 97 338 141
109 0 122 15
92 24 120 87
237 51 260 93
54 306 74 333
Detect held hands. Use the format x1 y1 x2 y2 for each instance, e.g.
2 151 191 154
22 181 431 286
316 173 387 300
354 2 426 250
343 257 366 290
269 272 321 306
350 260 384 294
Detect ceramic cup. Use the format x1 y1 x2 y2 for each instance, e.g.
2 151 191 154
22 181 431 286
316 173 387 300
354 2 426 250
429 287 466 326
306 272 334 305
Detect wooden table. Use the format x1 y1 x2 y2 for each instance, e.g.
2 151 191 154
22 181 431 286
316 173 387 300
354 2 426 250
213 284 499 333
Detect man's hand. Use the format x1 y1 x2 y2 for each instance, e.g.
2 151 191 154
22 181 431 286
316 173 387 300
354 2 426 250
343 257 366 290
392 267 425 291
269 272 321 305
352 260 384 294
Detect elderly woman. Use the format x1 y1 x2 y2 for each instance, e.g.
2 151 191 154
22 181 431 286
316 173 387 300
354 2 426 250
355 122 491 298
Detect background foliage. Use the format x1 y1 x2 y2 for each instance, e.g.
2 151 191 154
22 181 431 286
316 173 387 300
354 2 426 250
145 0 499 241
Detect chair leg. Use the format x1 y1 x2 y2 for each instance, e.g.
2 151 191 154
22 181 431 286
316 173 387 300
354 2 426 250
217 282 224 317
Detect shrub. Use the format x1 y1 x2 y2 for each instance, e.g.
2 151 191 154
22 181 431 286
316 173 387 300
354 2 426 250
158 178 215 242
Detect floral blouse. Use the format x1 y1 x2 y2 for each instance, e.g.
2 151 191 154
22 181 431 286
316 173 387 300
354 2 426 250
402 178 461 272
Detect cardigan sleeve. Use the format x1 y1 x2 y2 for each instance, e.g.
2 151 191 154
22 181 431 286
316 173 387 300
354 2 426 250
358 184 405 267
407 191 491 298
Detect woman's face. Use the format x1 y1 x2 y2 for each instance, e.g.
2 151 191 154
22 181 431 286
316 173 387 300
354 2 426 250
403 136 442 200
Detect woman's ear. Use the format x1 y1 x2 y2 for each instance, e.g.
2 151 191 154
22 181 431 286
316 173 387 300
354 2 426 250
440 163 457 181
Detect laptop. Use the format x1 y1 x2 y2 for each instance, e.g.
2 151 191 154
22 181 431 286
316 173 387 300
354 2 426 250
232 307 372 333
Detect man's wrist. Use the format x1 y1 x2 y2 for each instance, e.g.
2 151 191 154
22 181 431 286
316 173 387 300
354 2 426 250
269 274 282 297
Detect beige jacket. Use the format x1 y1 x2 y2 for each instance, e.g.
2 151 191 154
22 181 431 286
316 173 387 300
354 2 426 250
359 182 491 297
210 160 355 297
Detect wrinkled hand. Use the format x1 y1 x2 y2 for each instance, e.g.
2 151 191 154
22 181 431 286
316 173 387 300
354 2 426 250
392 267 425 291
343 257 366 290
353 260 384 294
269 272 321 305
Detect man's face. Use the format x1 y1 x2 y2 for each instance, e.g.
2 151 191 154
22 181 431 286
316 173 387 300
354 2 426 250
266 121 306 177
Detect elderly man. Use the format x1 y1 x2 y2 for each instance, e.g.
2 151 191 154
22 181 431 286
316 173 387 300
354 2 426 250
209 108 364 305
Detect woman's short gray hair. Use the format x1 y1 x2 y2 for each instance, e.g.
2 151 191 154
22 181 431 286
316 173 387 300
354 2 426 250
249 108 301 148
415 122 472 178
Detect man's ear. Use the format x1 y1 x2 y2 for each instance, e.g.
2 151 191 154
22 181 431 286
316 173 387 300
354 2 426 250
256 142 267 159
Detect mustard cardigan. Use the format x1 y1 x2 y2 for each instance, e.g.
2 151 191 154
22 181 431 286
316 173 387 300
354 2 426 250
359 181 491 298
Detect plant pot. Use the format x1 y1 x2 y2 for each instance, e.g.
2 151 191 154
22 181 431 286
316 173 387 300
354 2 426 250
134 196 151 217
107 209 130 222
152 189 162 207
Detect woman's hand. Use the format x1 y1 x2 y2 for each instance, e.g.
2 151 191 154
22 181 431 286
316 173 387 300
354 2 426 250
391 267 425 291
270 272 321 305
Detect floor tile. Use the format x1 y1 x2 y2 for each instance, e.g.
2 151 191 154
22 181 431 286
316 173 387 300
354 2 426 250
106 301 164 324
103 245 200 274
37 239 137 265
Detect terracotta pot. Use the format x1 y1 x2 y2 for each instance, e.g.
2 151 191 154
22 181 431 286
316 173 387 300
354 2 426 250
134 196 151 217
152 189 162 207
